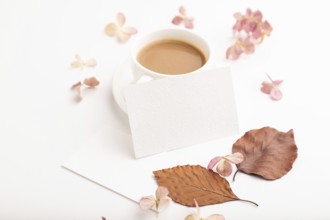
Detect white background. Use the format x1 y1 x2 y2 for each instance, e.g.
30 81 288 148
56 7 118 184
1 0 330 219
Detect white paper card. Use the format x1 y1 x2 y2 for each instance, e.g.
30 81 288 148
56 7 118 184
125 67 239 158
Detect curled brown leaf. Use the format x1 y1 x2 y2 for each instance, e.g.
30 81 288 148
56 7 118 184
232 127 298 180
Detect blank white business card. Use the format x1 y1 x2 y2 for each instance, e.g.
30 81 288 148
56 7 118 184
125 67 239 158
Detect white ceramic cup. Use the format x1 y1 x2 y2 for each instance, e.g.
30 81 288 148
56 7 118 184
130 28 211 83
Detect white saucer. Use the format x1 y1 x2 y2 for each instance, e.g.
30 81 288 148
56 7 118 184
112 58 135 114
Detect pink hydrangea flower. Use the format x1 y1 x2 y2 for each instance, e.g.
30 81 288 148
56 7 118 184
226 8 272 60
226 37 255 60
232 8 272 42
261 73 283 101
104 12 137 43
208 152 244 177
139 186 171 213
184 199 225 220
172 6 194 29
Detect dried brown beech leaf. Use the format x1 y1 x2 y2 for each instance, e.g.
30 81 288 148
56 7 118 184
153 165 257 207
83 77 100 87
232 127 298 180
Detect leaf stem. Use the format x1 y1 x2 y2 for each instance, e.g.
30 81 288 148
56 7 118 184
233 169 239 182
265 72 273 82
237 198 259 207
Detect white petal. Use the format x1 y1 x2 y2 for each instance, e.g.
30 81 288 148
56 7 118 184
156 197 171 212
117 12 126 26
85 59 97 67
184 214 198 220
225 152 244 164
205 214 225 220
139 196 155 210
156 186 169 199
104 23 119 37
216 159 233 177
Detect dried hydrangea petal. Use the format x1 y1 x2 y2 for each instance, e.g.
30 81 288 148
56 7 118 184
139 186 171 213
116 12 126 27
85 59 97 67
171 5 194 29
205 214 225 220
270 88 283 100
184 199 225 220
83 77 100 87
208 153 244 177
139 196 156 210
70 54 96 70
228 8 272 60
156 186 169 199
261 74 283 101
216 159 233 177
225 152 244 164
207 156 222 170
104 23 119 37
104 12 137 43
172 16 184 25
71 81 82 102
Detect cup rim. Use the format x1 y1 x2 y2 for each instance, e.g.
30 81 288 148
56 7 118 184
131 28 210 78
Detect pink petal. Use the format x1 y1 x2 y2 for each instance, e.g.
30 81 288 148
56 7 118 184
104 23 119 37
270 88 283 100
122 26 138 35
253 10 263 21
205 214 225 220
232 22 241 32
172 16 183 25
216 159 233 177
179 5 187 16
247 22 258 33
117 12 126 26
207 156 222 170
242 38 255 54
261 82 272 94
156 186 169 199
233 12 243 20
252 28 262 39
246 8 252 16
273 80 283 86
139 196 156 210
71 81 81 89
262 20 273 36
184 19 194 29
226 45 242 60
225 152 244 164
116 31 131 43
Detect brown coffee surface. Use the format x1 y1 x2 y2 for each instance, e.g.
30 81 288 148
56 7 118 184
137 39 206 75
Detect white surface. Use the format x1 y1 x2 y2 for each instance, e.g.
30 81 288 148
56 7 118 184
1 0 330 219
126 68 239 158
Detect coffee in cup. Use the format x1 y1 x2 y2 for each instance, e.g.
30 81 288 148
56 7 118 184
137 39 206 75
131 29 210 82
